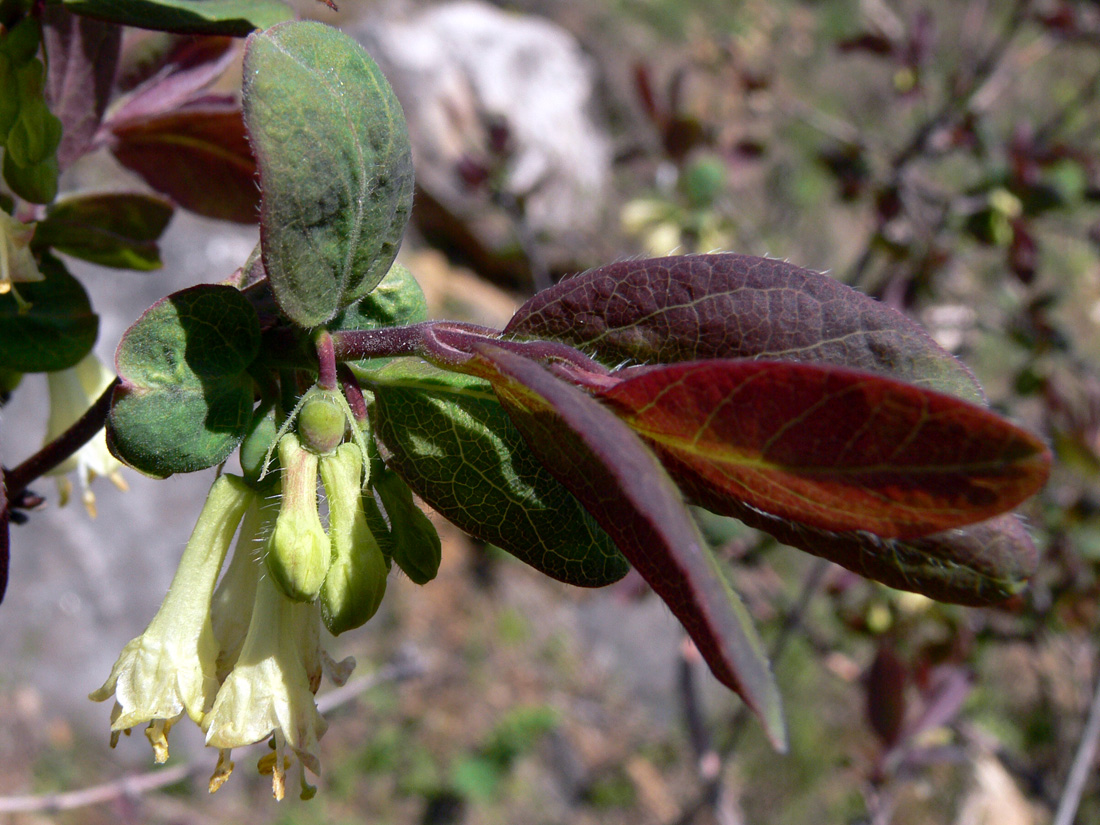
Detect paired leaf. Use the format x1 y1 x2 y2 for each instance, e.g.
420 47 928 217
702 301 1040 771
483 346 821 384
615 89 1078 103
0 254 97 372
33 192 173 269
469 345 786 749
505 254 985 405
365 360 628 588
243 21 414 327
600 360 1050 539
1 20 62 203
108 101 259 223
107 284 260 477
57 0 293 36
42 6 121 170
697 490 1037 605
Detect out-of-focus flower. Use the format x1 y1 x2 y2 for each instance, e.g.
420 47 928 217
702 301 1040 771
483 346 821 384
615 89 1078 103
89 475 254 762
0 208 42 302
45 353 128 517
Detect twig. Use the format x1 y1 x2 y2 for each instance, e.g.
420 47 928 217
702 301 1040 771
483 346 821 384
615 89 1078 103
1052 656 1100 825
4 377 119 499
0 649 426 814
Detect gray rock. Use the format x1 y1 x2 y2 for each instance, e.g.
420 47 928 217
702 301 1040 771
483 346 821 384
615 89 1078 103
356 1 612 280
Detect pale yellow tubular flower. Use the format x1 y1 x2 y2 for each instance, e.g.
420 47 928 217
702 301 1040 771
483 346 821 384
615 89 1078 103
209 492 273 682
0 208 42 298
90 474 255 762
204 572 328 801
45 352 128 517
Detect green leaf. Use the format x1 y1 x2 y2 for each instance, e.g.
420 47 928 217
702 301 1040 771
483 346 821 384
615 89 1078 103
33 192 173 269
470 344 786 750
365 359 628 588
366 459 441 585
107 284 260 477
2 150 58 203
243 21 414 327
56 0 293 36
0 254 97 372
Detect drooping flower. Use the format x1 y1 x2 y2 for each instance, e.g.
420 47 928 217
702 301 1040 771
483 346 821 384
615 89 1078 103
89 474 254 762
0 207 42 303
45 352 128 517
204 572 329 801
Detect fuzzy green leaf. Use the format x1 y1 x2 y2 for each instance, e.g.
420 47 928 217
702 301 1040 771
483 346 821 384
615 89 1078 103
0 254 97 372
243 21 414 327
107 284 260 477
33 192 173 269
365 360 628 587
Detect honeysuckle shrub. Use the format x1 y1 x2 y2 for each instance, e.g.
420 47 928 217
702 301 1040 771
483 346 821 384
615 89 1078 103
0 1 1051 802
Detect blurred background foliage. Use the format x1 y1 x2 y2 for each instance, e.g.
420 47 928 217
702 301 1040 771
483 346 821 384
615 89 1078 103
7 0 1100 823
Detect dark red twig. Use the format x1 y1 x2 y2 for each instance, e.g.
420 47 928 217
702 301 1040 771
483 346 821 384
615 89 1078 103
5 378 119 500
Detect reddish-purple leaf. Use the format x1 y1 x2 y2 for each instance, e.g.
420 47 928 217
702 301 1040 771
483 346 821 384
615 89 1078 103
42 7 122 170
106 36 238 125
599 360 1050 539
107 101 258 223
505 254 985 406
695 496 1037 605
469 344 787 750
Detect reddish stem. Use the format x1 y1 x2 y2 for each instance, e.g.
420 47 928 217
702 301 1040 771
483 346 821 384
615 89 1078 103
5 377 119 500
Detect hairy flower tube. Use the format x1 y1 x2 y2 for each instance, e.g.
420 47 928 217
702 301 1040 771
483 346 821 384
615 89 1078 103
90 474 254 761
45 352 128 516
266 433 331 602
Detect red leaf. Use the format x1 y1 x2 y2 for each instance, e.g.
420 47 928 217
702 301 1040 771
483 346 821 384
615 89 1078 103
599 360 1050 538
506 254 986 406
470 344 787 751
42 7 122 170
108 102 259 223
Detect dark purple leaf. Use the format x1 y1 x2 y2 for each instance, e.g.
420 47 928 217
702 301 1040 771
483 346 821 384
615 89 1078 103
106 35 237 124
469 344 787 750
42 6 121 170
690 493 1037 605
505 254 986 406
107 100 258 223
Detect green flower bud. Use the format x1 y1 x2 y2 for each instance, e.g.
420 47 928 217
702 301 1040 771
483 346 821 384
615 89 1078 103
297 390 346 455
266 434 331 602
318 444 387 635
368 462 441 585
239 407 279 487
